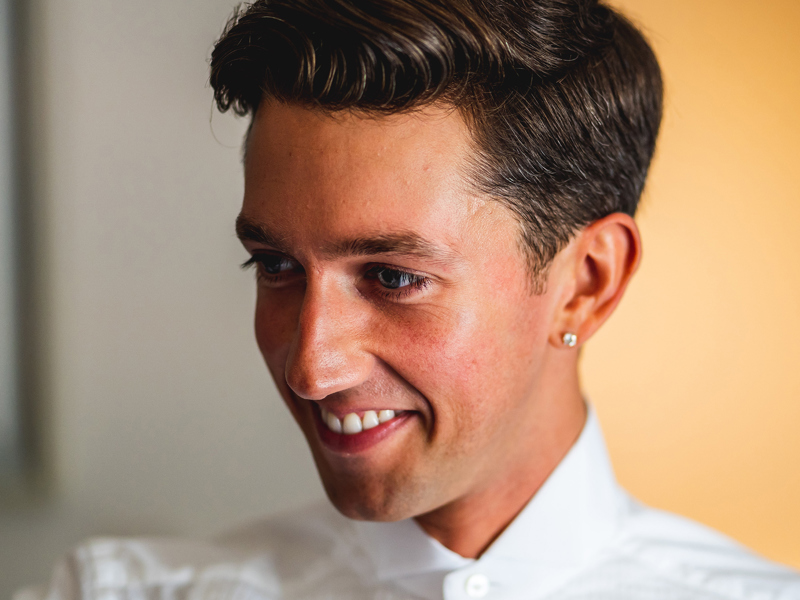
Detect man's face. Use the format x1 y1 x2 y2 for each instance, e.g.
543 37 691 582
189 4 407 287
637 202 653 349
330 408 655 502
239 102 566 521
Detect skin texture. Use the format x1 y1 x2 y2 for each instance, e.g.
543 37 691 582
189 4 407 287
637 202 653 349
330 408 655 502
238 101 641 558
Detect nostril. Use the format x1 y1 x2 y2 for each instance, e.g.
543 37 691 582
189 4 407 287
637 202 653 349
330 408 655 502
283 340 333 400
285 368 329 401
285 341 371 400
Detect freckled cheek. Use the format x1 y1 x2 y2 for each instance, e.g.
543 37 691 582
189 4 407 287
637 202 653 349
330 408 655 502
374 292 549 427
375 307 496 411
253 290 302 381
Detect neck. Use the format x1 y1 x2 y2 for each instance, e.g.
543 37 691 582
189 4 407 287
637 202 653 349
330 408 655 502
413 381 586 558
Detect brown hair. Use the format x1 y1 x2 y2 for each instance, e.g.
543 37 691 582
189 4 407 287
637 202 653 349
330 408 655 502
210 0 663 285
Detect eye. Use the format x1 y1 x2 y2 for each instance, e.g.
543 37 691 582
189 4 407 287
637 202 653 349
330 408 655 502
259 254 294 275
365 266 429 297
241 253 302 280
374 267 418 289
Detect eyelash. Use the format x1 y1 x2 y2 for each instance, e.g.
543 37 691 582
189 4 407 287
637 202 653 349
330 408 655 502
241 254 431 300
240 254 302 285
365 265 431 300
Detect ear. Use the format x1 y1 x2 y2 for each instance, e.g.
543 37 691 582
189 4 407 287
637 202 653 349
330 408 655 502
548 213 641 348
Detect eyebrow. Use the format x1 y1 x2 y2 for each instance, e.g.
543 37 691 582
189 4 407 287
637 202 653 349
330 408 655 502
236 214 289 251
235 214 459 262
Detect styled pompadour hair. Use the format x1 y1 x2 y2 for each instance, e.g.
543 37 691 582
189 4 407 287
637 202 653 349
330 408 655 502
210 0 663 287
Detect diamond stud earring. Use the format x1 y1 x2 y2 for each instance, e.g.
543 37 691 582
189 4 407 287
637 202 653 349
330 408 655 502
562 332 578 347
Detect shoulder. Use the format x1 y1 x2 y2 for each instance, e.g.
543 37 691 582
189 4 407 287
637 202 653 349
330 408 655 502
21 502 366 600
590 498 800 600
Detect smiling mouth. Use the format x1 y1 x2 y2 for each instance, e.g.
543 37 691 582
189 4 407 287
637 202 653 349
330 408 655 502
320 407 400 434
310 403 415 453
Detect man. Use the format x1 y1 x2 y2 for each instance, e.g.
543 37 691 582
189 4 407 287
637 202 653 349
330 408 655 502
23 0 800 598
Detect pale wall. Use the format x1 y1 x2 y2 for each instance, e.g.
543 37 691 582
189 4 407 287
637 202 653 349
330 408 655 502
0 0 325 595
1 0 798 596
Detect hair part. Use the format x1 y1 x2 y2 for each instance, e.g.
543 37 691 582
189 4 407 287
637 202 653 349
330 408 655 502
210 0 663 290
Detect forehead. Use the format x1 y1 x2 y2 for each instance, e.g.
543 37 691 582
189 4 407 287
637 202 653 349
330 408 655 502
245 101 472 178
241 102 485 249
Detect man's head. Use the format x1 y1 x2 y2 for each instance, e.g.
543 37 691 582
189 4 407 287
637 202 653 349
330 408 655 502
211 0 662 538
212 0 662 285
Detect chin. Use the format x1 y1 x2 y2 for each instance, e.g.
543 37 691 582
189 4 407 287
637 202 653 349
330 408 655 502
316 466 423 523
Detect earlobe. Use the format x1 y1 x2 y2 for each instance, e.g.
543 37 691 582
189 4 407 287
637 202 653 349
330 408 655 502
550 213 641 348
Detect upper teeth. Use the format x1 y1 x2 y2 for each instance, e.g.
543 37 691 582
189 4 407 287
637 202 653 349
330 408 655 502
320 408 396 435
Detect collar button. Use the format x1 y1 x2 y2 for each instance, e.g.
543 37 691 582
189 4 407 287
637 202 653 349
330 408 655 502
464 573 490 598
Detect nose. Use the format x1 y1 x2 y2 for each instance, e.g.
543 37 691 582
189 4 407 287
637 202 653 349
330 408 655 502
284 279 374 400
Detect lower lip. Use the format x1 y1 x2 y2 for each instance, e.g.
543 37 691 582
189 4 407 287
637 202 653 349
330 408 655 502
312 406 415 454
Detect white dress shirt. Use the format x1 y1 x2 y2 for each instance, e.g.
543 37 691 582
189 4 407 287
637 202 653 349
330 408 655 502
19 409 800 600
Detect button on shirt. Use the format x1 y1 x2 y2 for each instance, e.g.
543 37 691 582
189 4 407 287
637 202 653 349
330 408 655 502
19 409 800 600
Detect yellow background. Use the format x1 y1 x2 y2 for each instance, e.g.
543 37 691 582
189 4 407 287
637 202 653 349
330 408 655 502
583 0 800 569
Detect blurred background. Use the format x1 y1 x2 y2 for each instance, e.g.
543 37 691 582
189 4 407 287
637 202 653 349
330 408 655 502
0 0 798 595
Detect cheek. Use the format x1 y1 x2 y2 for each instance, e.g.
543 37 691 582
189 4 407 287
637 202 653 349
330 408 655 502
377 288 551 422
254 289 302 382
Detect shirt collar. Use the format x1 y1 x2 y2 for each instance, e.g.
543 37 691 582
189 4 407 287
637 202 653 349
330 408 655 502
483 405 624 566
352 406 628 598
354 506 473 580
